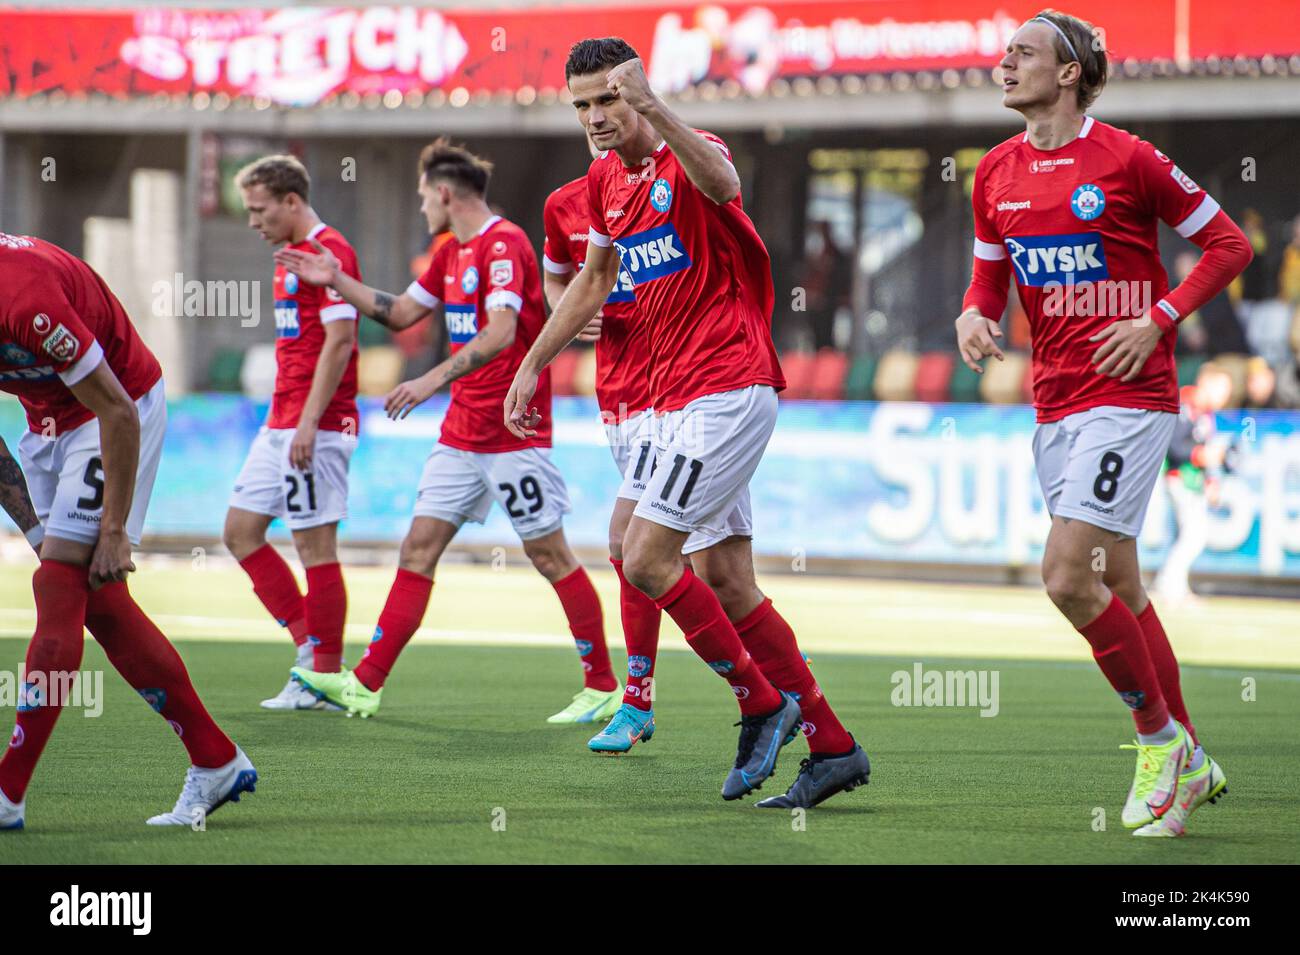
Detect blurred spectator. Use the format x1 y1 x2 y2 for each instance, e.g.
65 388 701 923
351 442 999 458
799 220 851 351
1172 250 1249 355
1236 208 1273 311
1244 355 1277 408
1155 381 1226 605
1279 214 1300 306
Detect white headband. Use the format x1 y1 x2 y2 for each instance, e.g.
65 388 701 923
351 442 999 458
1031 16 1080 62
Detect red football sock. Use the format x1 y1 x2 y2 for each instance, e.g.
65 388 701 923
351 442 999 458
654 568 780 715
305 562 347 673
0 561 89 804
84 581 236 769
1137 602 1196 745
552 566 618 692
237 543 308 645
736 598 854 754
354 569 433 692
612 558 661 711
1077 592 1171 735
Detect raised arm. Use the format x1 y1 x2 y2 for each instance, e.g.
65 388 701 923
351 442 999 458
606 58 740 205
274 241 434 331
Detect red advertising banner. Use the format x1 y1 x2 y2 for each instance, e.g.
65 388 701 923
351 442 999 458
1 2 1296 106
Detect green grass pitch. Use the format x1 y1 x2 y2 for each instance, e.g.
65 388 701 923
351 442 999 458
0 562 1297 864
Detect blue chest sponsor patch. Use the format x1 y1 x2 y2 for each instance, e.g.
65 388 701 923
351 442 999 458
274 300 300 338
445 303 478 344
606 267 636 304
1005 232 1109 286
613 223 691 285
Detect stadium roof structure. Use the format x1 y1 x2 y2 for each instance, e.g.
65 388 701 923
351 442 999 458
1 2 1298 134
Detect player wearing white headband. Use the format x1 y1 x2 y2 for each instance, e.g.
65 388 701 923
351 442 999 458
955 9 1252 837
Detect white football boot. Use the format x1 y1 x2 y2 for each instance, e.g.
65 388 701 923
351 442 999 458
147 747 258 826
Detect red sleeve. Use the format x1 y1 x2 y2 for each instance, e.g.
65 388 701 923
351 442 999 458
1154 210 1253 332
541 191 574 273
483 231 530 314
962 158 1011 321
317 233 360 322
408 239 448 309
9 276 103 384
587 162 611 246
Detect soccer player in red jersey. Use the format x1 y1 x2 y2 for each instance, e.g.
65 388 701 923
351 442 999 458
222 156 360 710
508 39 870 806
956 10 1251 836
0 233 256 830
274 139 621 723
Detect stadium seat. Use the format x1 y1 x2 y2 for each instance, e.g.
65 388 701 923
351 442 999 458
1177 355 1207 388
844 355 878 401
809 348 850 400
780 350 816 399
550 347 581 396
208 347 245 392
356 345 404 396
979 351 1029 404
913 352 955 403
239 343 278 400
947 358 983 404
873 349 920 402
573 346 598 397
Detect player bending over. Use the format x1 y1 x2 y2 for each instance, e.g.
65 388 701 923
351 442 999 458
223 155 360 711
508 39 869 807
0 233 256 830
956 10 1250 836
275 140 620 723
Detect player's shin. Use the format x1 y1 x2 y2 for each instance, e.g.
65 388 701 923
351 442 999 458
736 597 855 754
653 568 781 714
1078 593 1173 737
0 560 90 803
237 543 309 647
304 562 347 672
1136 602 1196 745
85 581 237 768
551 566 618 692
612 557 660 710
353 569 433 691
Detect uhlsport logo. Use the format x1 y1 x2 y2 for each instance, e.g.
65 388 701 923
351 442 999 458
1005 232 1108 286
613 223 692 286
650 177 673 212
627 654 652 678
1070 183 1106 221
461 265 479 294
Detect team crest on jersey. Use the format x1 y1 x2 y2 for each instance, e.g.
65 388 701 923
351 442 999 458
1005 232 1109 286
41 324 80 362
274 300 301 338
491 240 507 256
461 266 480 294
1 343 37 367
613 223 692 285
489 258 513 287
650 178 673 213
1070 184 1106 221
285 272 299 294
32 313 51 334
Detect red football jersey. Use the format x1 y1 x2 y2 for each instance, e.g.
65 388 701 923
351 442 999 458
542 175 650 417
0 233 161 435
407 215 552 452
968 116 1221 423
270 223 360 432
586 132 785 412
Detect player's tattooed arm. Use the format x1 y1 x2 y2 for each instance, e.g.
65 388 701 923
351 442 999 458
368 291 397 327
384 309 517 420
0 439 40 536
